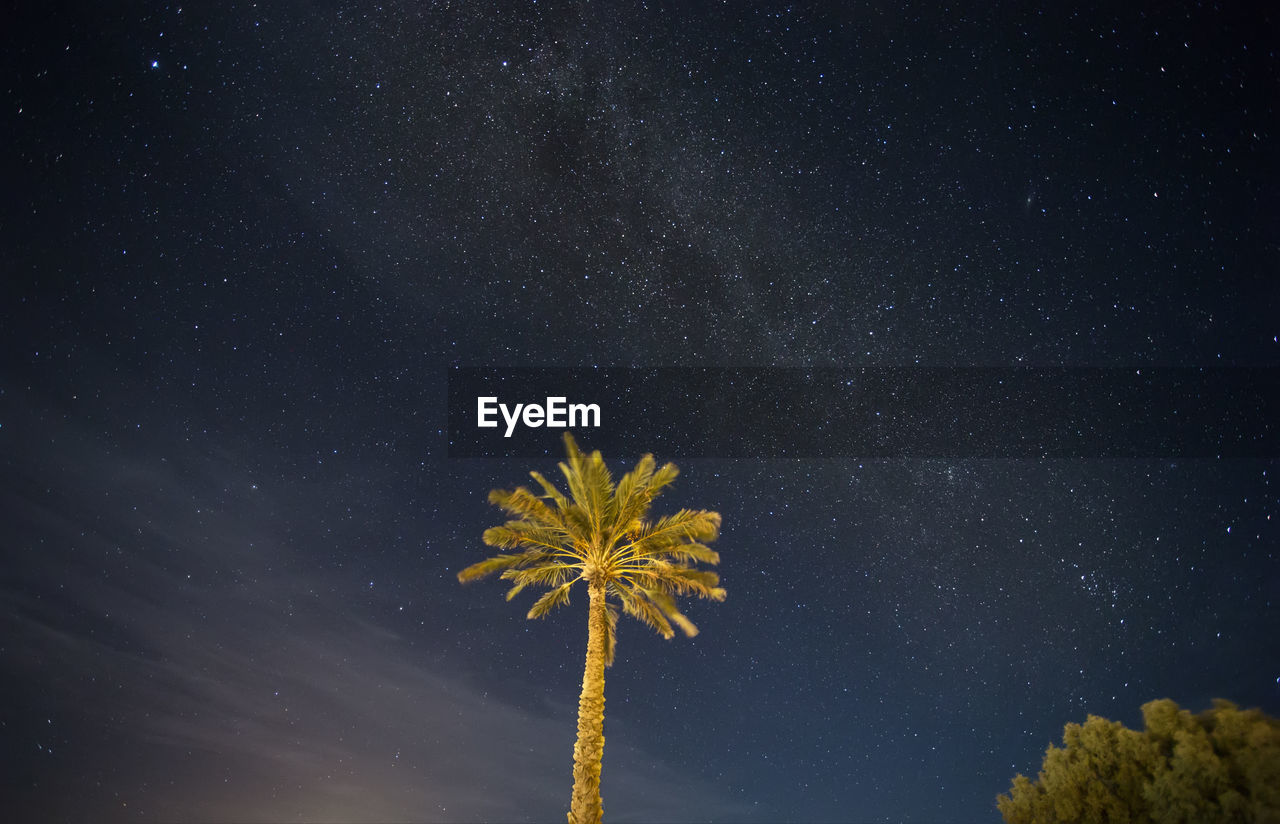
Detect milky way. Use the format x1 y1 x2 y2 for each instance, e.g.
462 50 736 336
3 2 1277 822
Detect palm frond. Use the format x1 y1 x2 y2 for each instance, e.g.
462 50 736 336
613 582 675 639
527 580 575 619
529 470 569 510
558 433 616 547
457 550 552 582
627 563 726 601
646 589 699 637
500 563 579 589
558 504 594 545
615 456 681 531
621 509 721 562
645 509 722 544
488 487 563 527
558 433 591 511
613 453 655 528
651 541 720 565
602 603 619 667
482 524 558 550
642 461 681 505
480 525 523 550
583 448 617 541
501 519 575 546
484 522 579 558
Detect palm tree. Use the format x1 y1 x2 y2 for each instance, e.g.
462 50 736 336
457 432 726 824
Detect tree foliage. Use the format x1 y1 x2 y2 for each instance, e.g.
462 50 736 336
998 699 1280 824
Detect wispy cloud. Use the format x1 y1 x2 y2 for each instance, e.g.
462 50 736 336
3 386 755 823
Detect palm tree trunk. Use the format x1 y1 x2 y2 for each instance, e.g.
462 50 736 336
567 578 608 824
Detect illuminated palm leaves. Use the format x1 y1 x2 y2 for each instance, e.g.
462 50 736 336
457 433 725 665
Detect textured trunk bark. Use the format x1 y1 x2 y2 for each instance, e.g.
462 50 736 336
567 579 608 824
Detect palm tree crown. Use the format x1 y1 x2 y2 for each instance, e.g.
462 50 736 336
457 432 725 664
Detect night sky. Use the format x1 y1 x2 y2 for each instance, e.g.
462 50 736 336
3 2 1278 822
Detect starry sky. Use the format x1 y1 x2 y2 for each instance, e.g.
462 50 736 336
3 2 1278 822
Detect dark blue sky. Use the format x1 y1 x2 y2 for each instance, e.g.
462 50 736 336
3 2 1277 822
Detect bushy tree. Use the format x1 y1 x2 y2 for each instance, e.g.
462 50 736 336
998 699 1280 824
